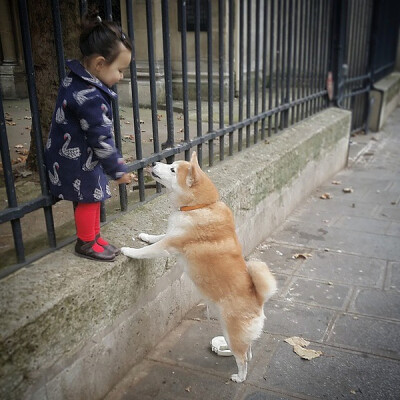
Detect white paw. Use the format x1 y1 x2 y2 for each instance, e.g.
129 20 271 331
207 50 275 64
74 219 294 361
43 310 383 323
230 374 245 383
138 233 150 243
121 247 130 256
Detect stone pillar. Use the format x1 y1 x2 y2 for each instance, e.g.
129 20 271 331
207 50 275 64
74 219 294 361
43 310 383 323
0 0 18 65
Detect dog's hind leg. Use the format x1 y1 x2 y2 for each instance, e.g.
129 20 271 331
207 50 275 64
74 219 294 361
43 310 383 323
246 345 252 361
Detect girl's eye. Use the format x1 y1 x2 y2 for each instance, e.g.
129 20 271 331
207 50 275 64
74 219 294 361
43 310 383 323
170 168 175 173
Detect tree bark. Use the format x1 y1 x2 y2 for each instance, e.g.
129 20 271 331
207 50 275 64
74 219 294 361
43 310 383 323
26 0 80 171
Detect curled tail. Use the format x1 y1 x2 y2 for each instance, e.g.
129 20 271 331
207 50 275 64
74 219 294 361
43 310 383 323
247 260 277 305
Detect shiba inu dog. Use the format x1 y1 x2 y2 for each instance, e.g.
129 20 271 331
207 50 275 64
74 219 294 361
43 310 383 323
121 152 276 382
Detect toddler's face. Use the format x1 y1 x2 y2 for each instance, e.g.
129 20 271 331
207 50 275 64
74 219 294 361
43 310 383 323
97 44 131 87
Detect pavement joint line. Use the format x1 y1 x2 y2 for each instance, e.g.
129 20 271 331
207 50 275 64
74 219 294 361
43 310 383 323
266 239 399 262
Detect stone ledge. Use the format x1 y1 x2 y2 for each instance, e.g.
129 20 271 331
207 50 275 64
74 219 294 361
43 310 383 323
0 107 351 400
369 72 400 132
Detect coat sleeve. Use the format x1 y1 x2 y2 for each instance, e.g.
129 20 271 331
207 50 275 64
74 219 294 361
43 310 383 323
75 93 127 180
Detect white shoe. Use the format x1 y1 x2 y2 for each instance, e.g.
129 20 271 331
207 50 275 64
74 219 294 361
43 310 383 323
210 336 233 357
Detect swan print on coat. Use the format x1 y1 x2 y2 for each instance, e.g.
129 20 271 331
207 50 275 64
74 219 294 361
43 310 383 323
94 135 114 159
80 118 89 131
48 162 61 186
82 147 98 171
62 76 72 87
59 133 81 160
73 179 83 200
101 104 112 126
93 176 104 201
73 87 97 106
55 100 68 124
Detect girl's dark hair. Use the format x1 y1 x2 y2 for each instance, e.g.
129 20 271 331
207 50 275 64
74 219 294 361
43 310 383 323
79 9 132 64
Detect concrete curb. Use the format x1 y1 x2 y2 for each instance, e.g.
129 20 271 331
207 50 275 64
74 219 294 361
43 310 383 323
0 108 351 400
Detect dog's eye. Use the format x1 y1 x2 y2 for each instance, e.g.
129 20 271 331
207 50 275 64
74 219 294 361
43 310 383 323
170 168 175 173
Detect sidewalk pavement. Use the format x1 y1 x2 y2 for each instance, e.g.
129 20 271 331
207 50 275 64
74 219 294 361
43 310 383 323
105 107 400 400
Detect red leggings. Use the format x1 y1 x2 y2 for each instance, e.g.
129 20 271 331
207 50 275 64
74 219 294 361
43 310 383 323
74 202 101 242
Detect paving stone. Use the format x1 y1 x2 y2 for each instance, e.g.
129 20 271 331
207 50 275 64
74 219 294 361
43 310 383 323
264 300 334 341
327 314 400 358
118 362 240 400
386 221 400 236
295 251 386 287
239 388 301 400
273 220 400 260
149 320 238 378
251 341 400 400
332 215 390 235
284 277 351 309
349 288 400 319
250 243 312 275
387 262 400 291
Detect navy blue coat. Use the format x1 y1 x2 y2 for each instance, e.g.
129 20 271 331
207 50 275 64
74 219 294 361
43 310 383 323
44 59 127 203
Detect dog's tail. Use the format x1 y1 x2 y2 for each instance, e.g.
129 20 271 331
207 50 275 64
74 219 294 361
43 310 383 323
247 260 277 305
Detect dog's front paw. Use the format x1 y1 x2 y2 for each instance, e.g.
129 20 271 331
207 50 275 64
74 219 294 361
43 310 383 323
138 233 151 243
121 247 137 258
230 374 245 383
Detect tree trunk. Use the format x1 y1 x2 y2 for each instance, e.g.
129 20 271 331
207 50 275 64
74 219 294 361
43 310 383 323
26 0 80 171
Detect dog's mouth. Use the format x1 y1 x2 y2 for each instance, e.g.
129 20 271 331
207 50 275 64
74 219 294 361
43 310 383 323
151 171 161 180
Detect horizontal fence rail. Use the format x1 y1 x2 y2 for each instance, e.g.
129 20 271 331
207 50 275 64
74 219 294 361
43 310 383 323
0 0 399 277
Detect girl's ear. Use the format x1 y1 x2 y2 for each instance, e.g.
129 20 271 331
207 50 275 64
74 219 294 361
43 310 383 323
93 55 106 72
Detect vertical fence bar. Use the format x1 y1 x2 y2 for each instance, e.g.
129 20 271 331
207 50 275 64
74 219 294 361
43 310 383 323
305 0 312 117
218 0 225 160
296 0 304 122
285 0 293 128
292 0 300 124
104 0 127 213
275 0 281 133
246 0 252 146
280 0 287 129
311 0 319 114
51 0 66 83
161 0 175 163
126 0 145 201
238 0 244 150
261 0 268 139
207 0 214 165
17 0 56 248
268 0 275 136
0 92 25 263
180 0 190 162
194 0 202 165
253 0 260 143
146 0 162 192
228 0 234 155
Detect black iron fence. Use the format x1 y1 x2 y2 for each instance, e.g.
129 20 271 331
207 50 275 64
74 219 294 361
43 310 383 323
0 0 399 277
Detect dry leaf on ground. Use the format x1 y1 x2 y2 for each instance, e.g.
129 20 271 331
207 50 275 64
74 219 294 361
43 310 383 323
343 187 354 193
331 180 341 185
292 253 312 260
284 336 322 360
320 193 332 199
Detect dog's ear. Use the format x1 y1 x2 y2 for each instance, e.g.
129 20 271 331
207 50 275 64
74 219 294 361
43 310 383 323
190 151 199 166
186 152 201 187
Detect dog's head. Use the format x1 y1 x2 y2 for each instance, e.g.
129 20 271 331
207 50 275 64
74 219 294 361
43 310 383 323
151 152 219 208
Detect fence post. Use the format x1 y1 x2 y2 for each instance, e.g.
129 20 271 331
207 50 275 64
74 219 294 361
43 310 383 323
330 0 347 107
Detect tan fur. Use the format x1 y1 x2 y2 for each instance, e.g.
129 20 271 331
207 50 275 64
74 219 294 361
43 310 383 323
121 152 277 382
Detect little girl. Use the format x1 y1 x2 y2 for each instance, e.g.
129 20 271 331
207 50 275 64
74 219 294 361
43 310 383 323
45 11 132 261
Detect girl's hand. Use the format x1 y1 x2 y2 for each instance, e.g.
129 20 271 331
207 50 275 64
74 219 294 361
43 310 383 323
116 173 132 185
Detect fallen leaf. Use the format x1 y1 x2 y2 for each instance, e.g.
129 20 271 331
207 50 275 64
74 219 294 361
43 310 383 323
320 193 332 199
343 187 354 193
14 144 24 149
331 180 341 185
124 120 131 124
293 345 322 360
292 253 312 260
285 336 322 360
24 116 32 120
285 337 310 347
6 121 16 126
185 386 192 393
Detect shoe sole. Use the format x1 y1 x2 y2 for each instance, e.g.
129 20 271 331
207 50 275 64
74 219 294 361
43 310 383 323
74 251 115 262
